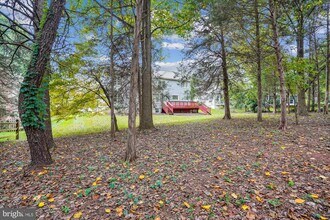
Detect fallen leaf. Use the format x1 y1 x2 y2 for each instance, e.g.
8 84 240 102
154 169 159 173
73 211 82 219
38 170 48 176
155 217 161 220
265 172 271 176
256 196 263 202
22 195 28 200
38 202 44 208
242 204 249 210
48 198 55 202
96 176 102 181
295 198 305 204
231 193 238 199
159 200 164 206
310 194 318 199
139 174 145 180
183 202 190 208
116 206 123 217
320 216 327 220
105 208 111 213
2 169 7 173
281 171 289 175
201 205 211 211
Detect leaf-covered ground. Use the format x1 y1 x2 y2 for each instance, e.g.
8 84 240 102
1 113 329 219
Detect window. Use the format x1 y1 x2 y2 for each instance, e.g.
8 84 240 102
171 95 179 101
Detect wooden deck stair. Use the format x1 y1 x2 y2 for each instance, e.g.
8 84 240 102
162 101 211 115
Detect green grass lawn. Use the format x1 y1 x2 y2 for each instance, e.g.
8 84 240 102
0 109 257 142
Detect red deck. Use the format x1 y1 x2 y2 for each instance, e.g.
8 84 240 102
162 101 211 115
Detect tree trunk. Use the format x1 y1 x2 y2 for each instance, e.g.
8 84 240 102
44 84 56 150
312 80 315 112
296 12 308 116
269 0 287 130
18 0 66 166
109 0 116 139
140 0 154 129
324 2 329 114
273 72 277 114
255 0 262 122
125 0 143 162
220 27 231 120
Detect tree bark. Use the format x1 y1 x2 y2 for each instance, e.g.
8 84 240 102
273 71 277 114
18 0 66 166
296 11 308 116
220 27 231 120
255 0 262 122
269 0 287 130
324 2 329 114
140 0 154 129
125 0 143 162
109 0 116 138
44 83 56 150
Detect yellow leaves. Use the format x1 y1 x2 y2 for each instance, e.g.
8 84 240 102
22 195 28 200
217 156 222 161
319 175 327 180
2 169 7 173
319 216 327 220
280 145 286 150
241 204 249 211
93 176 102 186
265 171 271 176
38 202 45 208
92 181 98 186
159 200 164 206
105 208 111 213
310 194 318 199
48 198 55 203
183 202 190 208
154 168 159 173
281 171 289 175
256 196 263 202
38 169 48 176
116 206 123 217
73 211 82 219
139 174 145 180
96 176 102 181
295 198 305 204
155 217 161 220
231 193 238 199
201 205 211 211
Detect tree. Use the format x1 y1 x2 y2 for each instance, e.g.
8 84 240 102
269 0 287 130
125 0 143 162
140 0 154 129
324 2 329 114
254 0 262 121
18 0 66 165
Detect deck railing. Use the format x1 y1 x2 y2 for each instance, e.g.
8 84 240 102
0 119 22 140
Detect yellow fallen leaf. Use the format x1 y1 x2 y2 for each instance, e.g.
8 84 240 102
295 198 305 204
22 195 28 200
155 217 161 220
154 169 159 173
310 194 318 199
92 181 97 186
116 206 123 217
280 146 286 150
265 172 271 176
159 200 164 206
241 204 249 210
96 176 102 181
201 205 211 211
231 193 238 199
139 174 145 180
281 171 289 175
38 170 48 176
217 156 222 161
183 202 190 208
2 169 7 173
320 216 327 220
105 208 111 213
48 198 55 202
38 202 45 208
319 175 327 180
49 205 56 209
73 211 82 219
256 196 263 202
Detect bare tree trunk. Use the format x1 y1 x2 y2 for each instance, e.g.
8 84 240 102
220 27 231 120
125 0 143 162
324 2 329 114
255 0 262 122
109 0 116 139
287 92 290 114
273 72 277 114
44 84 56 150
140 0 154 129
18 0 66 166
296 12 308 116
269 0 287 130
312 80 315 112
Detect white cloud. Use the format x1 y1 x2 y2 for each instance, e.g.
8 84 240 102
155 61 181 72
164 34 182 41
161 42 185 50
